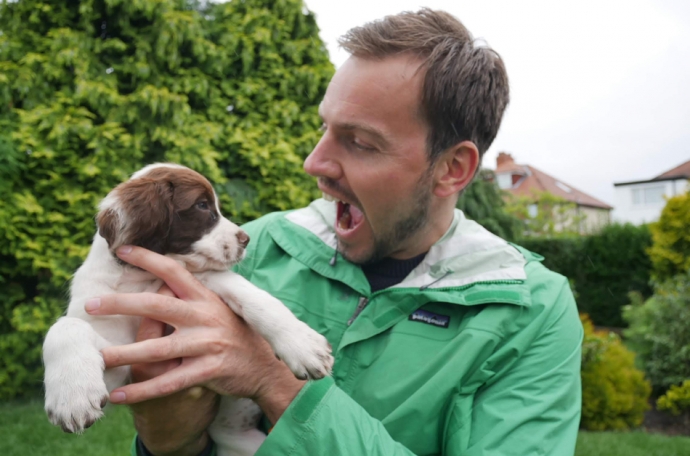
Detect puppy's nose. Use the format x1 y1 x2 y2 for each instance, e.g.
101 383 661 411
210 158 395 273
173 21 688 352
236 230 250 249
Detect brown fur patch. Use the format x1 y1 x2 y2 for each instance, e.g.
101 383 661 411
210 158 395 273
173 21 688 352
97 165 220 254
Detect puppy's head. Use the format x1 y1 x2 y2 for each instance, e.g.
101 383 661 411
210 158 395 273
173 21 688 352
97 163 249 271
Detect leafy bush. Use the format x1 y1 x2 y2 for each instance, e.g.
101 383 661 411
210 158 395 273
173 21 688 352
505 190 584 237
457 169 520 241
623 270 690 392
0 0 332 399
648 192 690 282
520 223 653 326
657 380 690 417
580 314 651 431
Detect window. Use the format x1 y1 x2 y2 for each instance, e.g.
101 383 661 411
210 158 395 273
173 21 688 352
528 204 538 218
632 186 665 205
497 173 512 190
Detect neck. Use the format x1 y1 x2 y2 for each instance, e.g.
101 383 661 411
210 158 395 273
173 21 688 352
388 205 454 260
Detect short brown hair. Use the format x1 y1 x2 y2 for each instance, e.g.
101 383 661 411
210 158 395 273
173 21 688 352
338 8 510 163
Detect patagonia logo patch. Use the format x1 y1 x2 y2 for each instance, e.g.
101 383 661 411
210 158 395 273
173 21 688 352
409 309 450 328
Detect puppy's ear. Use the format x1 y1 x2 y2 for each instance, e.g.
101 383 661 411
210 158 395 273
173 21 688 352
97 178 175 254
96 207 120 249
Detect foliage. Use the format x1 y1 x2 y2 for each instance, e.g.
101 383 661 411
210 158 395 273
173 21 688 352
579 314 651 431
0 0 332 399
504 190 585 237
647 192 690 282
520 223 653 326
457 168 520 241
657 380 690 417
623 270 690 392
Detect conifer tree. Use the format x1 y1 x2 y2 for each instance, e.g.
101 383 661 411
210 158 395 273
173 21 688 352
0 0 332 399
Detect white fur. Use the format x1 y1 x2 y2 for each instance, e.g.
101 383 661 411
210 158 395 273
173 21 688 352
43 165 333 456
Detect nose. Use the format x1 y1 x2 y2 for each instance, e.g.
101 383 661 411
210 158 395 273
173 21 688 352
303 133 342 180
236 230 250 249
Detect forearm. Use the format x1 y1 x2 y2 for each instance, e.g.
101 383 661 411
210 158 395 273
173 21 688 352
132 387 220 456
256 377 418 456
254 368 306 425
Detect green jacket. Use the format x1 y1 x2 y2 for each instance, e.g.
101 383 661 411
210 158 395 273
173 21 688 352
245 201 582 455
134 200 583 455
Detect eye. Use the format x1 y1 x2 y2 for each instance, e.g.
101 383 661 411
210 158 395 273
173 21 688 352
196 201 209 210
351 137 375 151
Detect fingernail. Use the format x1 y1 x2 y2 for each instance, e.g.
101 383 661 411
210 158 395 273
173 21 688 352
111 391 126 403
85 298 101 312
117 245 132 255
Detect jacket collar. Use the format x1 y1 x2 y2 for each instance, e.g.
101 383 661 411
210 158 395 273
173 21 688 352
269 199 532 306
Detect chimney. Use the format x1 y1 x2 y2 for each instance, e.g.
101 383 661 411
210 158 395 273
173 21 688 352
496 152 514 169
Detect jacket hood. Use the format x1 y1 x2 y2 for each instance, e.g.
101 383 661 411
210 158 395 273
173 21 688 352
275 199 529 295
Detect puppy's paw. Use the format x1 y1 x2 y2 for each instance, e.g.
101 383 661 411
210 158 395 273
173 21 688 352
272 321 334 380
45 372 108 433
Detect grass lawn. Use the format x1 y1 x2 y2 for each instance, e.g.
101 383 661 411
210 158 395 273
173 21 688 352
2 398 690 455
576 431 690 456
0 398 135 455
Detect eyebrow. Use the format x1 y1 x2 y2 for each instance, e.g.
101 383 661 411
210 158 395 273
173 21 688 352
319 106 391 148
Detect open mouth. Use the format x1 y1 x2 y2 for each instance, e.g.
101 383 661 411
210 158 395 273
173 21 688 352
336 201 364 233
323 192 365 236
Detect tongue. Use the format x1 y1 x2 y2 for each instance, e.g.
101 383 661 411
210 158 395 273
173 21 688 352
348 204 364 227
337 202 364 231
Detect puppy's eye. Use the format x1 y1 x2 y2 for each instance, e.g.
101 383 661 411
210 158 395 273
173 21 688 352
196 201 209 210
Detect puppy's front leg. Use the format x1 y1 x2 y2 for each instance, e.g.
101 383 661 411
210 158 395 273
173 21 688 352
43 317 128 433
198 271 333 380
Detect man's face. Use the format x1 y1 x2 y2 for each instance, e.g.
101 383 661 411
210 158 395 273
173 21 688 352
304 55 438 264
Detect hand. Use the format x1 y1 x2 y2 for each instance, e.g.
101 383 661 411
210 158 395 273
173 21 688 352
87 246 306 423
128 285 220 456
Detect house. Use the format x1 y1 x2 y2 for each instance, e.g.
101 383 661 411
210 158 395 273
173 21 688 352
613 159 690 225
494 152 613 233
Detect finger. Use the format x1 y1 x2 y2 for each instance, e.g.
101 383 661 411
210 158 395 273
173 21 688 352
109 364 208 404
115 246 205 300
85 293 193 326
102 334 216 368
155 286 178 337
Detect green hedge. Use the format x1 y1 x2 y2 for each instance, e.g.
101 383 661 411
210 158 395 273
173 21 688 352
0 0 332 400
519 223 653 327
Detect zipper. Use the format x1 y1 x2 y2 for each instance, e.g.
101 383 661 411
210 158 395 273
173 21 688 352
347 297 369 326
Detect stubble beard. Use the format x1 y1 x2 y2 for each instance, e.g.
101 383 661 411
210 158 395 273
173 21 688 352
339 175 433 265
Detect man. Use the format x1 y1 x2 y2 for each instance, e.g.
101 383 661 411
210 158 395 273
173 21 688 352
92 9 583 455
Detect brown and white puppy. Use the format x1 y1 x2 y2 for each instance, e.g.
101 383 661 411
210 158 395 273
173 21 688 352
42 164 333 455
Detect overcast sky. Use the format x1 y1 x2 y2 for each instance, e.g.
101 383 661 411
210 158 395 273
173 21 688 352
303 0 690 206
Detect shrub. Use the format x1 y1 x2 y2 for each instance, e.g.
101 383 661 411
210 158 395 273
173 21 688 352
505 190 584 237
657 380 690 417
520 223 653 327
580 314 651 431
457 169 520 242
0 0 332 399
648 192 690 282
623 270 690 392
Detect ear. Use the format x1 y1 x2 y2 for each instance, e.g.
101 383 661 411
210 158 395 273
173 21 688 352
96 207 120 248
432 141 479 198
96 179 175 254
